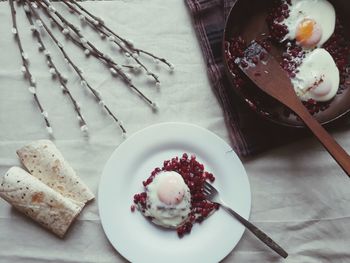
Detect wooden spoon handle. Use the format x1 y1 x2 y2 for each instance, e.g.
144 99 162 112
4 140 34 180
296 106 350 177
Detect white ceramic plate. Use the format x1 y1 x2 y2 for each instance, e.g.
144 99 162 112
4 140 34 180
99 122 251 263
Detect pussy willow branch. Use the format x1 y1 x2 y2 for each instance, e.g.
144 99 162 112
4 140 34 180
9 0 53 135
61 0 161 85
68 0 174 70
25 1 126 135
35 0 158 110
23 2 88 133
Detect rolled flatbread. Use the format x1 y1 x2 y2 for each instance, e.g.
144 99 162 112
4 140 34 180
0 167 84 238
17 140 94 204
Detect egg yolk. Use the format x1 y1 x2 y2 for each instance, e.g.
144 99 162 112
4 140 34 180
157 175 185 206
296 19 322 48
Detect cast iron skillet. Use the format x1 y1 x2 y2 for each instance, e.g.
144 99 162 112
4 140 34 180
223 0 350 128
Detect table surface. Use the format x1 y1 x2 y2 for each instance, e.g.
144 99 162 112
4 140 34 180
1 1 350 263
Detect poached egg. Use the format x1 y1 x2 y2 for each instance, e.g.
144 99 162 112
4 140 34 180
278 0 339 101
282 0 336 48
142 171 191 229
292 48 340 101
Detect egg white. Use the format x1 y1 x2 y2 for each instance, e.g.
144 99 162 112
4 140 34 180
291 48 339 101
282 0 336 47
142 171 191 229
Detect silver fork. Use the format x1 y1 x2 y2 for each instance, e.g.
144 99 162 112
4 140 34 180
203 181 288 258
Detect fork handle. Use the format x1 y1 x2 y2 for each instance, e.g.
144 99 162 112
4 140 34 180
220 205 288 258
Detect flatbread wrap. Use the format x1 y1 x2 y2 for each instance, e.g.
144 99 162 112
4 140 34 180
0 167 84 238
17 140 94 204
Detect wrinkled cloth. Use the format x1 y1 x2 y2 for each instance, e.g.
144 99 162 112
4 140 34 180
0 1 350 263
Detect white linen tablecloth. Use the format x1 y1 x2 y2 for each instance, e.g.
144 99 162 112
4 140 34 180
0 1 349 262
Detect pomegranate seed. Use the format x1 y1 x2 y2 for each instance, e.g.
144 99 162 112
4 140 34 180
252 56 259 64
189 214 196 222
240 60 248 68
132 153 217 237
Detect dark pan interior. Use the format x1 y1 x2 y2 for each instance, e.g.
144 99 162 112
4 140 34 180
223 0 350 127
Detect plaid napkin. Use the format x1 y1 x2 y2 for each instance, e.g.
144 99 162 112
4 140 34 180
185 0 307 157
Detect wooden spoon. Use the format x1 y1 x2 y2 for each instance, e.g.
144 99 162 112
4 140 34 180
236 42 350 177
